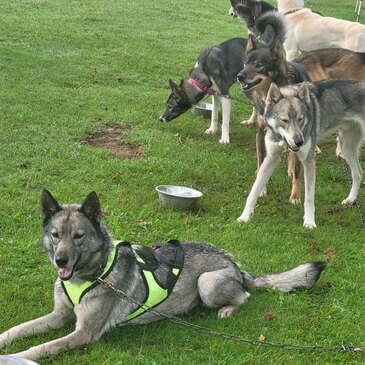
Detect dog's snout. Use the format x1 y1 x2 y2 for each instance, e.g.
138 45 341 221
294 135 304 147
55 253 69 268
237 73 244 82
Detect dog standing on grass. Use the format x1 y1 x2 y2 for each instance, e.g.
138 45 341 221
160 37 247 144
278 0 365 60
0 190 325 360
238 79 365 228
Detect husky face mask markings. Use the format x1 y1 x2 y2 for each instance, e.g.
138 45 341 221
238 79 365 228
160 79 193 123
0 190 325 360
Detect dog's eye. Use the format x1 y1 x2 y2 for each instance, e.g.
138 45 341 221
281 118 288 124
254 63 263 70
74 232 85 240
51 232 59 239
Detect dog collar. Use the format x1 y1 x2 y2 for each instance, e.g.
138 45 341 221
283 8 303 15
187 78 216 95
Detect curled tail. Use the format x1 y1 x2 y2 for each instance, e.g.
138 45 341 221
253 10 287 46
241 261 326 292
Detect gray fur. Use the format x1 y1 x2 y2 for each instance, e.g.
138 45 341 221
0 190 325 360
238 79 365 227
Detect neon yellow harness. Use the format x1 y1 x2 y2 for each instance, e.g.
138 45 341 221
61 241 183 322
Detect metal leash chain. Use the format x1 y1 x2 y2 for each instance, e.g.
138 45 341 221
96 277 364 354
340 158 365 230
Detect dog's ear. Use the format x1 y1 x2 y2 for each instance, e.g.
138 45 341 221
80 191 102 225
270 37 287 77
266 82 282 106
41 189 62 223
296 82 310 104
169 79 178 90
246 34 256 53
270 37 285 62
169 79 181 98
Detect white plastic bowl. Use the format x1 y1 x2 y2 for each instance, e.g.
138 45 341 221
156 185 203 211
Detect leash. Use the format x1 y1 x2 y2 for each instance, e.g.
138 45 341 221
96 276 365 355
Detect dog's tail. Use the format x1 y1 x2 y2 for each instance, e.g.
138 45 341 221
253 10 287 46
241 261 326 292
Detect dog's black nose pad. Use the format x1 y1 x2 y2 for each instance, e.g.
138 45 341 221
55 253 69 268
294 136 304 147
237 74 244 82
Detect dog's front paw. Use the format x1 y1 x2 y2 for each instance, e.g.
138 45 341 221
205 127 217 135
219 137 230 144
237 211 253 223
303 221 317 229
341 197 356 206
259 188 267 198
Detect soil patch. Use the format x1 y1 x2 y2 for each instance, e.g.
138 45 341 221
81 123 142 159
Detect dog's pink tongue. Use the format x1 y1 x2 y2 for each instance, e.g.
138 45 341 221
58 268 72 280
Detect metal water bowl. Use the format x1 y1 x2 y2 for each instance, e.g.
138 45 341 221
156 185 203 211
191 102 213 119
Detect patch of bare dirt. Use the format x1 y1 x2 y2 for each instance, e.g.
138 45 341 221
81 123 142 159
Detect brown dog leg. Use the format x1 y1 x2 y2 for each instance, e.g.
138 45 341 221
288 152 302 204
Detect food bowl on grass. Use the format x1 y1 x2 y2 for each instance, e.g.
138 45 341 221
191 102 213 119
156 185 203 211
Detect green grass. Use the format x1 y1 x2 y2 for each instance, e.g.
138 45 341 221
0 0 365 364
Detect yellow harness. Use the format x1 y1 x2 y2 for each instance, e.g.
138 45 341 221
61 241 184 322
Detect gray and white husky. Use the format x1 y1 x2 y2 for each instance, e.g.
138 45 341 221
160 38 247 144
238 79 365 228
0 190 325 360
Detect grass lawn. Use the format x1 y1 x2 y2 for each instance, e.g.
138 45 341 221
1 0 365 364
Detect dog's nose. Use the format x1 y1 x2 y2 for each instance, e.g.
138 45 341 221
294 135 303 147
55 253 69 268
237 74 244 82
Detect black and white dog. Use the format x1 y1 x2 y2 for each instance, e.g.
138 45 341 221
160 38 247 144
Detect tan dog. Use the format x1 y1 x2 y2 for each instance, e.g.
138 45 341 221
278 0 365 60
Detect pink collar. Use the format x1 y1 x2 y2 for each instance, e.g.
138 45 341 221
187 78 216 95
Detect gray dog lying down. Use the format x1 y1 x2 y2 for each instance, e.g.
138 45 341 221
0 190 325 360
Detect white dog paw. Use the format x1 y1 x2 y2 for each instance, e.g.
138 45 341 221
219 137 230 144
205 127 217 135
259 188 267 198
341 197 356 205
217 305 237 318
314 145 322 155
237 212 253 223
240 119 253 126
303 221 317 229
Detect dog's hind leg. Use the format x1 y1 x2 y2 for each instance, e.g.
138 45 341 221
205 94 220 136
219 96 232 144
339 128 363 205
288 152 302 204
241 107 257 126
198 269 250 318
